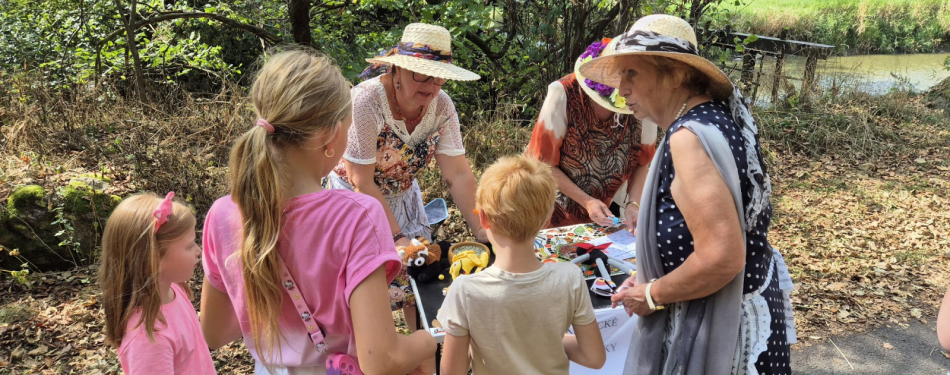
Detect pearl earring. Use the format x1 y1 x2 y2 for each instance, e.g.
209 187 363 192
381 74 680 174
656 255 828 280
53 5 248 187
395 82 401 90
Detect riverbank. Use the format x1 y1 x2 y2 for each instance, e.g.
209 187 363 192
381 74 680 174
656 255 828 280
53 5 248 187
722 0 950 54
1 77 949 372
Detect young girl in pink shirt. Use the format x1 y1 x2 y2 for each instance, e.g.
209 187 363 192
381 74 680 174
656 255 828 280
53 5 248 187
199 49 436 375
99 192 216 375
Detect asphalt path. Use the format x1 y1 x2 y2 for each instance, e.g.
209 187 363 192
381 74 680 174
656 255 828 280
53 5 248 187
793 318 949 374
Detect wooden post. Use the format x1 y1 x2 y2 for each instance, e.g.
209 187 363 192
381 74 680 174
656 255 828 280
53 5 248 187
801 51 819 102
771 52 784 103
740 50 756 96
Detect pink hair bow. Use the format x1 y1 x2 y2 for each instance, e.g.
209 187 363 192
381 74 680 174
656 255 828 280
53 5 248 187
153 192 175 232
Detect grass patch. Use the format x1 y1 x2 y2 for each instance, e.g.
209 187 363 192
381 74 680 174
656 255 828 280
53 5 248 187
0 302 34 324
722 0 950 53
756 86 940 160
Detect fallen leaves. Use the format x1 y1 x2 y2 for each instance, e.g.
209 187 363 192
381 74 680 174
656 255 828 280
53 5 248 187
0 266 254 373
767 121 950 340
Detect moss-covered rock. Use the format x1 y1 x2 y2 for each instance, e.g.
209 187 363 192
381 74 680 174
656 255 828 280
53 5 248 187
59 178 120 216
1 175 121 271
4 185 46 219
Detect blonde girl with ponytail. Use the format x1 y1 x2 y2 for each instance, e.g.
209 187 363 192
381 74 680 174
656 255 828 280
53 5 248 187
199 49 436 375
99 192 215 374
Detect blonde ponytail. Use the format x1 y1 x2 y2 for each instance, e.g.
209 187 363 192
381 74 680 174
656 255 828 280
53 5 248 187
229 49 351 364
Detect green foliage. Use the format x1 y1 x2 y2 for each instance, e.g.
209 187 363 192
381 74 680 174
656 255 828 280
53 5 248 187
1 0 749 116
0 0 277 89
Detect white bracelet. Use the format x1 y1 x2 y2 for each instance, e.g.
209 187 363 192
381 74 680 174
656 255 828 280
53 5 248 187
645 280 666 310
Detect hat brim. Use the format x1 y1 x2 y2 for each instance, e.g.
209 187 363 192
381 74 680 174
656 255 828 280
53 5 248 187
574 57 633 115
366 55 480 81
578 51 735 101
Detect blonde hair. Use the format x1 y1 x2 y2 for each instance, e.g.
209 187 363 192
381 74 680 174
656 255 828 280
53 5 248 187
99 193 196 348
229 49 351 364
476 156 557 242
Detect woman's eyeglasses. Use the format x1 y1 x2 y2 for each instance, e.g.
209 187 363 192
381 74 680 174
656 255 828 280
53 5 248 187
412 72 448 86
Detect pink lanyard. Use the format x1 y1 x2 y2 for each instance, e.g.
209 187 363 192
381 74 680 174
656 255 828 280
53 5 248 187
277 257 330 354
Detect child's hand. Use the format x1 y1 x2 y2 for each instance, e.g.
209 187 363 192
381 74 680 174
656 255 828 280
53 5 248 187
408 355 436 375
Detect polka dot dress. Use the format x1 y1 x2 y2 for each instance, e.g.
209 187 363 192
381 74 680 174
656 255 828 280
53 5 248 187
654 101 790 374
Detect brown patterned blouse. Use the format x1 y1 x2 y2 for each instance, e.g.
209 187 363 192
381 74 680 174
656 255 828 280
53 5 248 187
525 74 656 227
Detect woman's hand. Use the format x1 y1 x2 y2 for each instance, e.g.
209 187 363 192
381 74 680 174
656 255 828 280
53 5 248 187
610 277 637 309
395 236 411 248
611 283 655 317
584 199 615 227
624 203 639 235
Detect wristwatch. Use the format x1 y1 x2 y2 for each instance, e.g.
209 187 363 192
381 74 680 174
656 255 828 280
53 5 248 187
392 232 406 243
645 279 666 310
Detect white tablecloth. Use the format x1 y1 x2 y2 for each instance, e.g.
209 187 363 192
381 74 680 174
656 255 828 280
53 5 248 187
569 307 638 374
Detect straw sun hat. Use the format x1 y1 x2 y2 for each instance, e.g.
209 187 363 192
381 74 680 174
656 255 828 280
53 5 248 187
574 37 633 115
578 14 734 100
366 23 480 82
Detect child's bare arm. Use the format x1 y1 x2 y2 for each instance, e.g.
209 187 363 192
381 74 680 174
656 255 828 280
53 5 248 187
563 322 606 369
199 277 242 349
938 286 950 351
441 333 472 375
350 267 436 375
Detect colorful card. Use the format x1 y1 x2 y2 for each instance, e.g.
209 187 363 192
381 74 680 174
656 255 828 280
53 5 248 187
534 221 636 279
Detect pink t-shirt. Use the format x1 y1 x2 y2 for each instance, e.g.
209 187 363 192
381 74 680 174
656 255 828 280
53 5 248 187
202 190 402 368
118 283 216 375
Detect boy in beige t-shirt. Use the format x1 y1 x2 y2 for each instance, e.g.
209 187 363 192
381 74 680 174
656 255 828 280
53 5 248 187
438 156 606 375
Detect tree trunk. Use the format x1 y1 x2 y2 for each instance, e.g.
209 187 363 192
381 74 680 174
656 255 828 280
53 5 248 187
564 1 590 72
288 0 314 47
114 0 148 102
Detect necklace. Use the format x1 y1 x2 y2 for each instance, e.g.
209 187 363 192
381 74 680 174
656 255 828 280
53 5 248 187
674 93 700 120
392 79 424 125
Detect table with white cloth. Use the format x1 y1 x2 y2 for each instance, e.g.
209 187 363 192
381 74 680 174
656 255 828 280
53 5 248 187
411 222 639 374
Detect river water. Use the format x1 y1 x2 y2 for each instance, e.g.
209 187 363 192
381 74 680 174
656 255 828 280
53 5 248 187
722 52 950 105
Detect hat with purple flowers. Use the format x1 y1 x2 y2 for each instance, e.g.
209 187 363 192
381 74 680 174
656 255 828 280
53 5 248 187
574 37 632 114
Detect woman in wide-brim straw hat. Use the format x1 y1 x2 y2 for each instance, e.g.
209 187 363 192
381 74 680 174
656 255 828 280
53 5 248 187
525 36 658 232
326 23 485 331
582 15 796 374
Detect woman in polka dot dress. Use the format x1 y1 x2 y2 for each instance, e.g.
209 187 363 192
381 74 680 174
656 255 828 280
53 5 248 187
581 15 795 374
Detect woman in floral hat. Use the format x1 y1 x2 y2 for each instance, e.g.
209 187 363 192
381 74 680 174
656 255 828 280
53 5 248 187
327 23 486 330
525 36 657 231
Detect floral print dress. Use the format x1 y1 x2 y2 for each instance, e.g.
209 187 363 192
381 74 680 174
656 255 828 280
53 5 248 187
328 76 466 310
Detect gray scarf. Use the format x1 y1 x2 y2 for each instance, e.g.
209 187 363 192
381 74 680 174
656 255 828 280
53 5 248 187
626 120 748 375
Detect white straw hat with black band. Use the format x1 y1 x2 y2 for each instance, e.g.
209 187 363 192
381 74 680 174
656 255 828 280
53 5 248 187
360 23 480 82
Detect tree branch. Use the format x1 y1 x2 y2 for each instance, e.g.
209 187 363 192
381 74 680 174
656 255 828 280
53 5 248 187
99 12 283 48
589 1 622 42
464 31 504 61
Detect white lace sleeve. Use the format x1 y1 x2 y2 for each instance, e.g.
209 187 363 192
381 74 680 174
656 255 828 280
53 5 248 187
434 91 466 156
343 83 384 165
